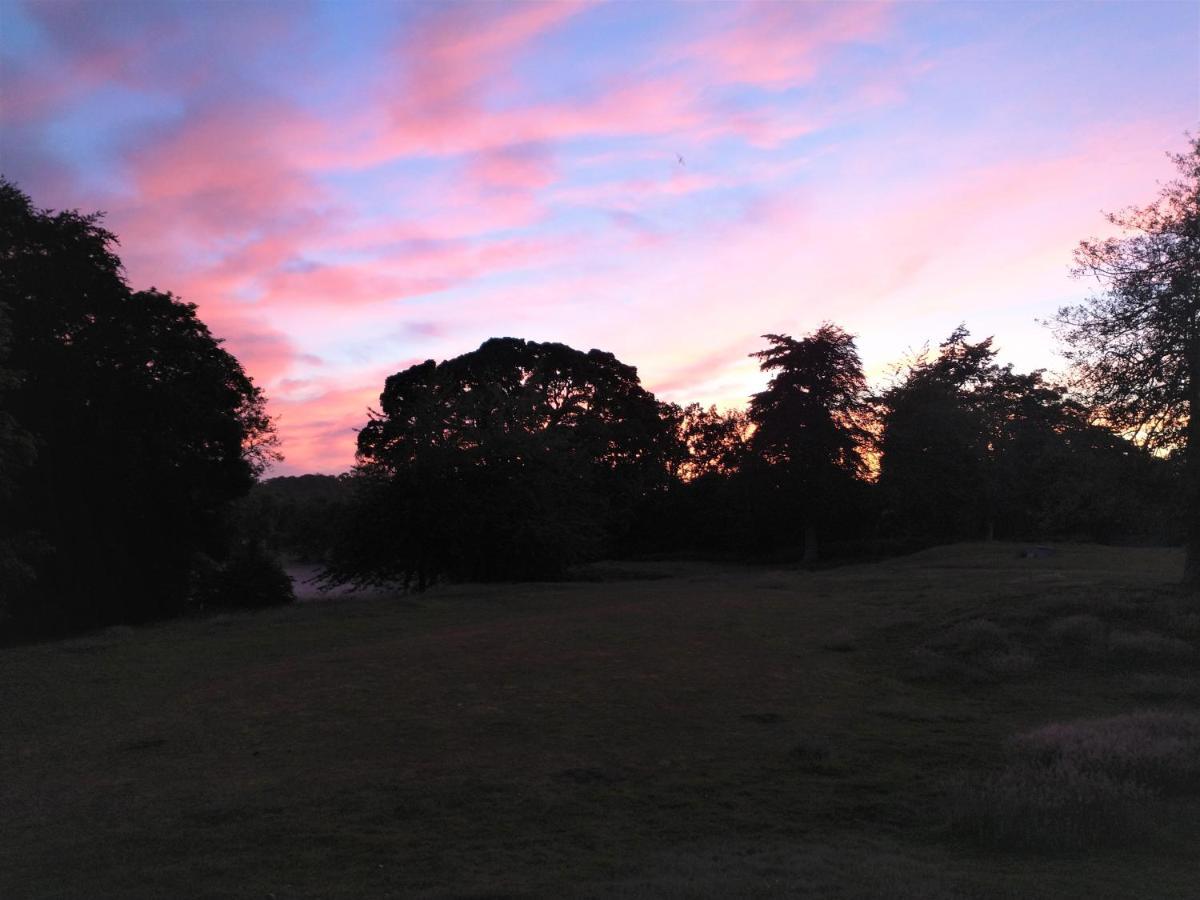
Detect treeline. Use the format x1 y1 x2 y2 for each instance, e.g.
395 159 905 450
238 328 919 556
290 326 1179 592
3 135 1196 637
244 328 1180 584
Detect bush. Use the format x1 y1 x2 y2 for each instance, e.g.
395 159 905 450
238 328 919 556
210 542 296 609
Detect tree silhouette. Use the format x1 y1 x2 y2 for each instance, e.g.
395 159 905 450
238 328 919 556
1055 137 1200 588
660 402 749 481
0 180 278 634
879 326 1177 544
326 337 672 588
747 324 871 563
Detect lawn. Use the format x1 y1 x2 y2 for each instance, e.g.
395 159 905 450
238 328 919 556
3 543 1198 898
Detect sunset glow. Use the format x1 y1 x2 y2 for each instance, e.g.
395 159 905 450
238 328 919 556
2 0 1196 473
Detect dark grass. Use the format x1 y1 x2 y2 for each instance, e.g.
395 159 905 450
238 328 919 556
3 543 1199 897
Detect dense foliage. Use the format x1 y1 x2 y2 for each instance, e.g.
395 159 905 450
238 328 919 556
745 325 872 561
878 328 1178 546
235 474 350 562
0 180 277 635
324 338 674 587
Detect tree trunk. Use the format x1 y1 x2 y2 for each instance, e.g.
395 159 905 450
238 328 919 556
1184 336 1200 591
803 522 819 565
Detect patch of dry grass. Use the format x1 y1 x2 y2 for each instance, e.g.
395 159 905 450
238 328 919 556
947 758 1155 851
948 711 1200 851
1107 630 1194 664
1013 711 1200 792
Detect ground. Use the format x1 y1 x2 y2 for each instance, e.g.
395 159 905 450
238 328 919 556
3 543 1198 898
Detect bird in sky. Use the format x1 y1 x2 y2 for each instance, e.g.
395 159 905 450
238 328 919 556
676 153 686 166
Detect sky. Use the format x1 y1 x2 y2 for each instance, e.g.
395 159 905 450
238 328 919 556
1 0 1197 474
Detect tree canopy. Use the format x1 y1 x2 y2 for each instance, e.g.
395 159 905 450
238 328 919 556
1055 137 1200 587
0 180 278 634
746 324 872 561
325 337 673 588
878 327 1172 544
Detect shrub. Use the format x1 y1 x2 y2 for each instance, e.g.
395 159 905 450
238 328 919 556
210 541 296 609
187 553 223 610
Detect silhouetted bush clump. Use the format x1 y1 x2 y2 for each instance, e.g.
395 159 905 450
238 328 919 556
211 542 296 609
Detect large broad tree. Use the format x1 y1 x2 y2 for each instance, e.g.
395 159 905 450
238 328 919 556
0 180 277 634
1055 137 1200 588
326 337 673 588
747 323 872 562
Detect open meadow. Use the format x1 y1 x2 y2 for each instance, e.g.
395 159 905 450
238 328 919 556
4 543 1199 898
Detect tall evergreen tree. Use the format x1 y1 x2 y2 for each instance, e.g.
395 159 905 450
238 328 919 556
747 324 871 562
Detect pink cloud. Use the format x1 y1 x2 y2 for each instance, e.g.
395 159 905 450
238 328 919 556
201 312 302 386
468 143 557 191
687 1 891 89
395 2 587 113
248 234 579 311
550 169 726 213
269 371 413 473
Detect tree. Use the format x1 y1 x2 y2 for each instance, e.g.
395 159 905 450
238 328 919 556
0 180 278 634
1055 137 1200 588
234 474 351 562
746 323 871 562
0 295 38 628
877 326 1170 544
660 402 749 482
326 337 673 588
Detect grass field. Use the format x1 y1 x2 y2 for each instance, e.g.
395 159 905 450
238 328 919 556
3 543 1199 898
